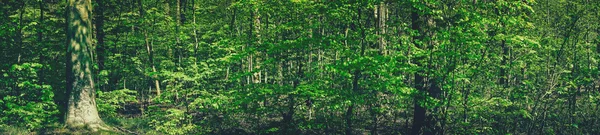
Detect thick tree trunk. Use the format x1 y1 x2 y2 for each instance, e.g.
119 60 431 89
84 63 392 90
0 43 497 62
65 0 106 130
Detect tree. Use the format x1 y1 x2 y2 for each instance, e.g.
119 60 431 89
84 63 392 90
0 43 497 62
94 0 106 91
65 0 106 130
3 0 600 134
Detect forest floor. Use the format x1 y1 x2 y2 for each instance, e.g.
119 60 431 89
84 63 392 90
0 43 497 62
0 103 155 135
3 119 158 134
0 117 153 135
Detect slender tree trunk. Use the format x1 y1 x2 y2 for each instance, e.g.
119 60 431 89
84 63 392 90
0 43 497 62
38 0 45 83
377 2 387 56
346 7 366 135
192 0 199 66
145 30 161 96
94 0 106 92
225 2 236 83
173 0 182 102
569 31 582 134
1 0 8 63
345 103 354 135
597 28 600 92
16 1 24 63
411 6 427 135
139 0 161 97
284 60 302 133
371 3 387 135
248 4 260 84
499 39 508 86
176 0 182 67
253 4 261 84
65 0 106 130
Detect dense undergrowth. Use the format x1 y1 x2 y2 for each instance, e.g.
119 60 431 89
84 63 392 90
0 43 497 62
3 0 600 134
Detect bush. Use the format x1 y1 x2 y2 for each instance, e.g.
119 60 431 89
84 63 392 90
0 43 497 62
0 63 58 130
148 108 197 134
96 89 137 117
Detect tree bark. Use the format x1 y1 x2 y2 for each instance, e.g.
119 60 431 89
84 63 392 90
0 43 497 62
176 0 182 67
377 2 387 56
192 0 199 66
499 39 508 86
95 0 105 73
371 3 387 134
94 0 106 92
597 28 600 92
138 0 161 96
65 0 106 130
346 6 366 135
16 1 24 63
411 5 426 135
38 0 46 84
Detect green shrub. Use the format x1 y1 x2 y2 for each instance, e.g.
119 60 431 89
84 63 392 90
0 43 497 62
96 89 137 117
148 108 197 135
0 63 58 130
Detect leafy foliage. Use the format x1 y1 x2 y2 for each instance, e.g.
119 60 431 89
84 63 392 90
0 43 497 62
0 63 58 130
96 89 137 117
2 0 600 134
148 108 197 135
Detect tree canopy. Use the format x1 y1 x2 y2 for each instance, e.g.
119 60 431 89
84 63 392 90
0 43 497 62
1 0 600 134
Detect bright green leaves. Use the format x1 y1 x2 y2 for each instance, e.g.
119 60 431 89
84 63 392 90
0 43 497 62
96 89 137 117
148 108 197 135
0 63 57 131
189 89 232 111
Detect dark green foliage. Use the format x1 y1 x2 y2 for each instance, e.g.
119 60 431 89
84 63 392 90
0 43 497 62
96 89 137 117
0 63 58 130
2 0 600 134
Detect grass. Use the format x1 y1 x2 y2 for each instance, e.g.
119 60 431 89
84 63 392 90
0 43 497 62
0 116 156 135
0 125 33 135
103 116 158 134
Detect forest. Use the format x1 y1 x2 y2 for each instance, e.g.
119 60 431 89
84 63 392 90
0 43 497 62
1 0 600 134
